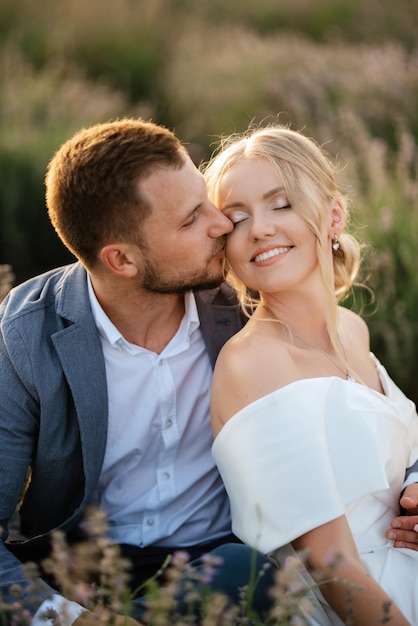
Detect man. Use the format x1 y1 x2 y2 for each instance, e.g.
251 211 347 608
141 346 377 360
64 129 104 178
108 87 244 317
388 464 418 548
0 118 417 626
0 119 275 625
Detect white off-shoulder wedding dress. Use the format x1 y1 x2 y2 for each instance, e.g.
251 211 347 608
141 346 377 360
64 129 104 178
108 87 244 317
212 356 418 624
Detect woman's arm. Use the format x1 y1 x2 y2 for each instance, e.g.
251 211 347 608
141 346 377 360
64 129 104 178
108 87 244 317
292 516 410 625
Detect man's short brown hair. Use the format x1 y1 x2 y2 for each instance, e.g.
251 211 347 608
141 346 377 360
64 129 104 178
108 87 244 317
46 118 187 268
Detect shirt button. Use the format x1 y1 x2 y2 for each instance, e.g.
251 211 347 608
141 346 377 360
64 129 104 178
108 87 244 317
146 517 155 526
162 472 170 480
165 419 172 429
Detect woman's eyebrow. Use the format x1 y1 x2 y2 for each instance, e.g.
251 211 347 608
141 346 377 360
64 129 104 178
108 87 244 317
262 186 285 200
221 201 245 210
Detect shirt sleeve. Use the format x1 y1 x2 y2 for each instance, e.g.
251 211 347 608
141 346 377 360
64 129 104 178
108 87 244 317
403 472 418 490
31 594 87 626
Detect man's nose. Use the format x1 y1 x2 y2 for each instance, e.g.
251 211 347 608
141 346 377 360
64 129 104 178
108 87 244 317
208 203 234 237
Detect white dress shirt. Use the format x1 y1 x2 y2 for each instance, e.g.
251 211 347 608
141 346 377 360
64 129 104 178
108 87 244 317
33 282 231 625
88 278 231 547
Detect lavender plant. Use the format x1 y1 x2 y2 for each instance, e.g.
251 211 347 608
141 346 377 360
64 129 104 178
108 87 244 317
0 507 353 626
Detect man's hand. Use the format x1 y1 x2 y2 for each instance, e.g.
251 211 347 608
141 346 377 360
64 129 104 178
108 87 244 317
74 613 145 626
386 483 418 550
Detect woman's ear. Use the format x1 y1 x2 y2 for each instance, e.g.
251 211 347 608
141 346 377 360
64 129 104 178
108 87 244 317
328 199 346 238
99 243 139 278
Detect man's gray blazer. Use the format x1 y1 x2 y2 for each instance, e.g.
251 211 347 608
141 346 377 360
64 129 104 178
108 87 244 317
0 262 245 613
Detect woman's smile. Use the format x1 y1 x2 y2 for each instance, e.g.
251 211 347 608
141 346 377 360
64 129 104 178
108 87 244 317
251 245 293 264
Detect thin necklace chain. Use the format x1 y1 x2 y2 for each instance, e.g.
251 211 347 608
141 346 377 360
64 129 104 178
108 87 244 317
291 330 356 382
264 306 356 382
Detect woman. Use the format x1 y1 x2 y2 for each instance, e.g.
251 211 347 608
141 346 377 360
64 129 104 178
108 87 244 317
204 126 418 625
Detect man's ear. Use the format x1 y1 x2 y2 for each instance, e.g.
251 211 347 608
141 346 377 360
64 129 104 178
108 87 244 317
99 243 139 278
328 199 346 238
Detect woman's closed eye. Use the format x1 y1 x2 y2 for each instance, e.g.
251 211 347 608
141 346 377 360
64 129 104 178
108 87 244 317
225 210 249 227
271 200 292 211
224 199 292 228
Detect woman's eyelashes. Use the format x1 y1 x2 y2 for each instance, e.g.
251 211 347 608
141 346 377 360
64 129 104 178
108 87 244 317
273 202 292 211
271 194 292 211
229 211 249 226
226 201 292 228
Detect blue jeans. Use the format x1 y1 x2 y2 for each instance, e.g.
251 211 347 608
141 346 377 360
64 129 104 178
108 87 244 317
131 543 276 623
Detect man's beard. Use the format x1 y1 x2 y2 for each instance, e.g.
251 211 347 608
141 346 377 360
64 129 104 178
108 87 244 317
141 257 224 295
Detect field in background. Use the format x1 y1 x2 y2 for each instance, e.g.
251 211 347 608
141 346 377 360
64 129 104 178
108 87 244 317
0 0 417 401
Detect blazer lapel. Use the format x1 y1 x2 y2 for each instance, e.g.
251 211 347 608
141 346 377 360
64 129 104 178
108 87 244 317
52 264 108 496
195 284 245 369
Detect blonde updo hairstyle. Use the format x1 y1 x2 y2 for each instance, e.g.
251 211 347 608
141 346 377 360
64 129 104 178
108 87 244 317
204 125 361 314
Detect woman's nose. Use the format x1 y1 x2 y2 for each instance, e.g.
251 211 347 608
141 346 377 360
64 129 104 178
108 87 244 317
249 214 275 240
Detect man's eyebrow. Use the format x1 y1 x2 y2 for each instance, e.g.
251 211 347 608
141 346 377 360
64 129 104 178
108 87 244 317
181 175 206 218
222 186 286 210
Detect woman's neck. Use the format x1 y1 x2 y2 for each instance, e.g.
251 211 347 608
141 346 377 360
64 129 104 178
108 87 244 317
259 292 333 346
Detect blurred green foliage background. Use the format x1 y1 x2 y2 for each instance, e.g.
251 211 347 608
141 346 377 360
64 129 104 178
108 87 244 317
0 0 417 401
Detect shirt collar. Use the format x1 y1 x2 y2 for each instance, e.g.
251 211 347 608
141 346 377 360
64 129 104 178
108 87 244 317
87 275 200 353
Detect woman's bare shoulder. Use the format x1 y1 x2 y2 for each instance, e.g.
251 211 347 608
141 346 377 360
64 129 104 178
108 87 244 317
215 319 293 383
339 306 370 344
338 306 382 388
211 321 296 433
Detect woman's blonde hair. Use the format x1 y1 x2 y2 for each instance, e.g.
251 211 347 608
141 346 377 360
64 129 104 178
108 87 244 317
204 125 361 305
203 124 363 369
